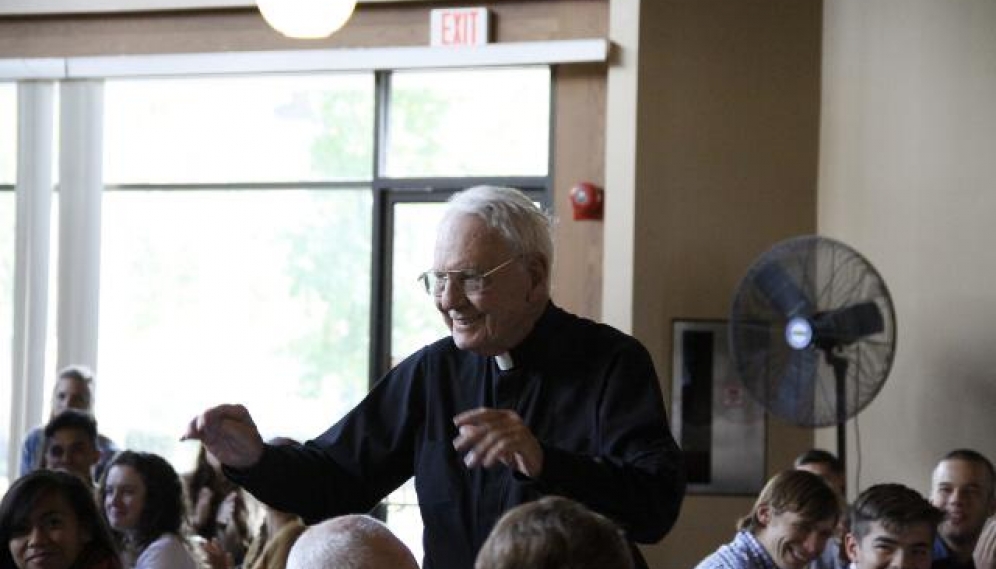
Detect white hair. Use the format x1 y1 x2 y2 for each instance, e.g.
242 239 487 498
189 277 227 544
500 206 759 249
287 515 419 569
444 185 554 269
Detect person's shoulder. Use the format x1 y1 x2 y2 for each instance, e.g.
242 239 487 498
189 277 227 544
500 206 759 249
547 303 642 345
694 545 747 569
21 426 43 445
97 433 119 450
698 532 772 569
135 534 198 569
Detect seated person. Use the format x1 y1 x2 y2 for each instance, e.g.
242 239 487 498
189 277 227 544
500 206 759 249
973 519 996 569
0 469 123 569
793 449 847 569
794 449 845 497
20 365 118 480
203 438 305 569
286 515 419 569
99 450 199 569
930 449 996 569
844 483 943 569
40 409 102 488
474 495 634 569
184 443 252 566
694 470 840 569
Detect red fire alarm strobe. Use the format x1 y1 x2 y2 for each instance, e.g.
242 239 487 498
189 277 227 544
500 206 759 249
569 182 604 220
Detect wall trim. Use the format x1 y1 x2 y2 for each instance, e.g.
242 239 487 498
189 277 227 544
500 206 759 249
0 39 609 80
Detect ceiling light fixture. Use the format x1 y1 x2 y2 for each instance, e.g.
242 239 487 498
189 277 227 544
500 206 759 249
256 0 358 39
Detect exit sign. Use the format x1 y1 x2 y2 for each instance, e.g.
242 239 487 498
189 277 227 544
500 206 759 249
430 7 490 47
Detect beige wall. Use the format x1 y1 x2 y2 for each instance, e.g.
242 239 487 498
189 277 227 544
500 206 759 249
617 1 823 567
817 0 996 496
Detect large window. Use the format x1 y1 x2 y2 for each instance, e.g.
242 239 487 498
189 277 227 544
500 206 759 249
0 83 15 491
385 67 550 177
100 75 376 468
104 75 374 185
7 65 552 559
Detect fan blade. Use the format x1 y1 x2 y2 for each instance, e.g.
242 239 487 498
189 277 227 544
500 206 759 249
812 301 884 345
754 263 813 318
767 348 819 425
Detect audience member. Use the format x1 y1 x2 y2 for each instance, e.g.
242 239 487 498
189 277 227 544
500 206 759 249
184 185 685 569
20 365 118 481
973 518 996 569
474 495 634 569
98 451 198 569
794 449 847 569
40 409 102 488
203 438 305 569
285 515 418 569
794 449 845 498
0 469 123 569
930 450 996 569
694 470 840 569
844 483 943 569
184 444 252 566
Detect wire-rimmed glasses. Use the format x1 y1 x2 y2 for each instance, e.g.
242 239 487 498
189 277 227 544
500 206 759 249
418 257 518 297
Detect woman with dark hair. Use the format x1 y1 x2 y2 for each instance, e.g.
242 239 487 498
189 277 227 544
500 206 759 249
184 444 250 566
98 451 197 569
1 469 122 569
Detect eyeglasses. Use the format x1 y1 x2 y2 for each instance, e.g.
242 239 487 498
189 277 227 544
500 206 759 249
418 257 518 297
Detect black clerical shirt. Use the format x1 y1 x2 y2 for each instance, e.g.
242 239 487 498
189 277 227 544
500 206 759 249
230 302 686 569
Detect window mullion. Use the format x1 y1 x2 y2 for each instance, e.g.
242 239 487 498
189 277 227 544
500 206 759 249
9 80 56 476
56 80 104 374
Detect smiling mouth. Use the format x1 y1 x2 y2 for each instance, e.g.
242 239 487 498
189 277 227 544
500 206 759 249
785 548 810 567
451 314 482 326
25 551 55 564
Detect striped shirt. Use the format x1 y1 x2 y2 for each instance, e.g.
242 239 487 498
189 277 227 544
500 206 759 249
694 531 778 569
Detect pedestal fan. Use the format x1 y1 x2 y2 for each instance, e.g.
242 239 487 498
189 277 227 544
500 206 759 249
729 235 897 471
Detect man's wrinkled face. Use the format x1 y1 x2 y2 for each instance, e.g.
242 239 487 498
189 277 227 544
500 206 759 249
432 214 547 356
756 506 837 569
930 459 996 548
845 520 933 569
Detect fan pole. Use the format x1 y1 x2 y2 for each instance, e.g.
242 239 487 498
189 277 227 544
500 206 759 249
831 354 848 476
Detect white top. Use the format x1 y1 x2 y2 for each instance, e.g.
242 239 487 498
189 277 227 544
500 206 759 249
134 533 198 569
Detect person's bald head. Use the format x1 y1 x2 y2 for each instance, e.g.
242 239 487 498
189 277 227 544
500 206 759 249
287 515 419 569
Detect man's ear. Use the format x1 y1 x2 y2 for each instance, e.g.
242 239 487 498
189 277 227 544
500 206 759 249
844 532 860 563
523 253 549 300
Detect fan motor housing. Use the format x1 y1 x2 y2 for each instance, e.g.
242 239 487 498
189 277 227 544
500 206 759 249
785 317 813 350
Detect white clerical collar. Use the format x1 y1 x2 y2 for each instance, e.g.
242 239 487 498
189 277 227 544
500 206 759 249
495 352 515 371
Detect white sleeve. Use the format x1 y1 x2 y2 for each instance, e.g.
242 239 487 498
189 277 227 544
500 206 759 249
134 534 199 569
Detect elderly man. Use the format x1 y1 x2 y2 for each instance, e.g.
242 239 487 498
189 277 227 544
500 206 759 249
930 449 996 569
694 470 840 569
183 185 685 569
287 515 418 569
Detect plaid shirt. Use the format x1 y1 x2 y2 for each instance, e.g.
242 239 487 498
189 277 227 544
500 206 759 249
694 531 778 569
